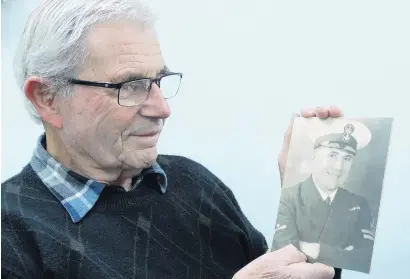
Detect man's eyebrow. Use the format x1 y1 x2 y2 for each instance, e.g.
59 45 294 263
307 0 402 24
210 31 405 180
158 65 171 75
115 66 171 83
117 73 146 83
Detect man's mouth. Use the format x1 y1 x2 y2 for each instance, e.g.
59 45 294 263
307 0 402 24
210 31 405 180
327 172 341 177
136 130 161 137
130 127 162 137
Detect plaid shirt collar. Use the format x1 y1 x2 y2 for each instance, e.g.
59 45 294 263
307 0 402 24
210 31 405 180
30 134 168 223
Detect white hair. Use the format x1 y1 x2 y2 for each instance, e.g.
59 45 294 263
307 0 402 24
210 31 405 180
13 0 157 123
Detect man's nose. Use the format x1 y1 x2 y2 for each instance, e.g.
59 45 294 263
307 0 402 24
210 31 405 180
139 83 172 119
333 158 344 170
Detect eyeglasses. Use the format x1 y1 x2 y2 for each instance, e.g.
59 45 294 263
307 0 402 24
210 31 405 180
68 72 183 107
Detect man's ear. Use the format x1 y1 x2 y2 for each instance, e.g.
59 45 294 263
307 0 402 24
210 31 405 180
24 76 63 129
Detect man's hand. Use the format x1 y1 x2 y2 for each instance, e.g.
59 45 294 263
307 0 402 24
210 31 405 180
278 106 343 185
300 241 320 260
233 244 334 279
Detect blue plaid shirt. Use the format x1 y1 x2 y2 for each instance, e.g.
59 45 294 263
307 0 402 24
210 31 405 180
30 134 168 223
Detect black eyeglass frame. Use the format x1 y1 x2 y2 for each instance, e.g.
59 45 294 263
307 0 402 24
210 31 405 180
67 72 183 107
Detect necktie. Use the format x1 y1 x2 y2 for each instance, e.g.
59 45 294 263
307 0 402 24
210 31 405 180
325 196 332 205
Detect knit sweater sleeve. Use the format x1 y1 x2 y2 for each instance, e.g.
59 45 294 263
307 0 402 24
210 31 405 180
2 181 47 279
2 214 47 279
170 155 269 262
217 180 269 260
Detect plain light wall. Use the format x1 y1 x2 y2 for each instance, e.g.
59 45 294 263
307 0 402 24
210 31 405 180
2 0 409 278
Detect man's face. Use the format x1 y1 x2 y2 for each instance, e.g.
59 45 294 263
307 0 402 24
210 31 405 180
57 21 171 177
311 146 354 191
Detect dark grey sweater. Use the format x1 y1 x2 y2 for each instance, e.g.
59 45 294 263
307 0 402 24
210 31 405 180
1 155 268 279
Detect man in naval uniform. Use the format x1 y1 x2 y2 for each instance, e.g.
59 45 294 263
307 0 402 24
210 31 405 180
272 119 376 274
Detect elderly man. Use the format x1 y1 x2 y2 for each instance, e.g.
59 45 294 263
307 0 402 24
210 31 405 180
272 119 375 273
2 1 342 278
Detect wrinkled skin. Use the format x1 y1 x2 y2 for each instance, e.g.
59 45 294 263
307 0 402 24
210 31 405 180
25 21 172 189
233 245 335 279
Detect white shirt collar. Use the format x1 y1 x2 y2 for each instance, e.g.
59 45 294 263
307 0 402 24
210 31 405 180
316 186 338 203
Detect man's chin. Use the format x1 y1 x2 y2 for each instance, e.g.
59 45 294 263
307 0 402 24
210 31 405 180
329 182 344 191
137 148 158 168
322 181 339 191
119 147 158 170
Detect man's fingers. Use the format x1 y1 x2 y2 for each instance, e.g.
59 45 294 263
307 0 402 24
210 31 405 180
233 245 307 279
278 113 300 184
266 245 307 267
282 113 299 145
329 105 343 117
285 262 335 279
300 105 343 119
300 107 317 118
278 105 343 186
311 263 336 279
315 107 330 118
283 105 342 147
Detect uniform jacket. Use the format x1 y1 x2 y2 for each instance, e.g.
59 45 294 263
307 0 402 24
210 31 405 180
272 176 375 273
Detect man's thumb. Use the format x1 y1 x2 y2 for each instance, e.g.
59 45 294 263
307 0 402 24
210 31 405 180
266 245 307 268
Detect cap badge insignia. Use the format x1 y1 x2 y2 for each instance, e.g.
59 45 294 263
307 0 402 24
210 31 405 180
342 124 355 142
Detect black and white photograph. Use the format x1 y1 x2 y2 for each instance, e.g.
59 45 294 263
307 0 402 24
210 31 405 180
271 117 393 274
